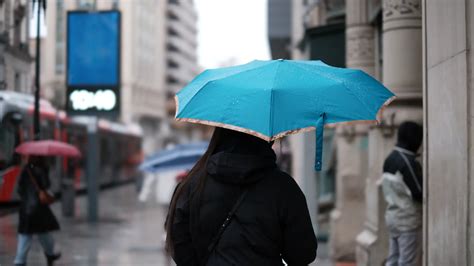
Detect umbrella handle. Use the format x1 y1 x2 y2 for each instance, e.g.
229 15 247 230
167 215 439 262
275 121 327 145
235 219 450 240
315 113 326 171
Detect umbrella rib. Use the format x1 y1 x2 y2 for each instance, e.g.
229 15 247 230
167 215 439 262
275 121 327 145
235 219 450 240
269 62 282 137
176 62 274 117
286 62 377 120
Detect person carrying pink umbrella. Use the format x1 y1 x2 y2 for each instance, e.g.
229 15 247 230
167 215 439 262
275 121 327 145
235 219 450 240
13 140 80 266
13 156 61 266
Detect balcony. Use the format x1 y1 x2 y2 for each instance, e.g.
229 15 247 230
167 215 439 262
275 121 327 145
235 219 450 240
167 50 193 67
167 52 199 75
167 35 197 60
168 3 197 32
166 96 176 116
167 19 197 47
168 84 183 94
167 65 195 85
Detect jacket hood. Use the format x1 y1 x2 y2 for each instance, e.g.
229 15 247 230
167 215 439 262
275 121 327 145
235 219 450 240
206 129 276 185
396 121 423 153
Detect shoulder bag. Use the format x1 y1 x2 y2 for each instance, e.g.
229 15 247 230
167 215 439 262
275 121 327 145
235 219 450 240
27 167 55 205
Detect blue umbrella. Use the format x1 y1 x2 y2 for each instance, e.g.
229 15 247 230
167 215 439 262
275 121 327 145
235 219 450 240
139 141 209 173
175 60 395 171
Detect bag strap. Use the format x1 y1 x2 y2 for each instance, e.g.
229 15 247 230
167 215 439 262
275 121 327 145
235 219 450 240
396 150 422 192
26 167 42 193
204 189 249 263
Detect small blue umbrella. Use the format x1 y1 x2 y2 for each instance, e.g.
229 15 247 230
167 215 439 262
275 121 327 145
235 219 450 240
139 141 209 173
175 60 395 171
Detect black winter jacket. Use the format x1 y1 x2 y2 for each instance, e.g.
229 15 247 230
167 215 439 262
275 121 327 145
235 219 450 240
383 146 422 203
17 163 60 234
171 133 317 266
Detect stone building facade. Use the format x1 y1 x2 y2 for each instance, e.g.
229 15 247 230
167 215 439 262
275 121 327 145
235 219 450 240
423 0 474 265
269 0 424 264
275 0 474 264
0 0 32 93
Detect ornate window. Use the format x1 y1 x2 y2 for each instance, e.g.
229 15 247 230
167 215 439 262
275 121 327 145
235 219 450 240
13 2 25 46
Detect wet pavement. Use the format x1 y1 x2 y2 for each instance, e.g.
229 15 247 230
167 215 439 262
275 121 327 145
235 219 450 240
0 185 172 266
0 184 333 266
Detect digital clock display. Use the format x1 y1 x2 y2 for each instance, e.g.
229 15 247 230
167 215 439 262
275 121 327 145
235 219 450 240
69 89 117 111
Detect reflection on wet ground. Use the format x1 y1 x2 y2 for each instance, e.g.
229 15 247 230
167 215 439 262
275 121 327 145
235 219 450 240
0 184 173 266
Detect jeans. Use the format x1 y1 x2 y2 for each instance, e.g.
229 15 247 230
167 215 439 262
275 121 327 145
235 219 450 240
386 229 422 266
14 233 56 264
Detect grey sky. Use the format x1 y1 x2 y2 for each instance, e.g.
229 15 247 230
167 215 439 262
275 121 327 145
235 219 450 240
31 1 271 69
195 0 271 69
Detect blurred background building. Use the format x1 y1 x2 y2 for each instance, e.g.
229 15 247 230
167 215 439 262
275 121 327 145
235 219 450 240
164 0 201 144
270 0 474 265
268 0 422 265
0 0 32 94
24 0 199 156
267 0 291 60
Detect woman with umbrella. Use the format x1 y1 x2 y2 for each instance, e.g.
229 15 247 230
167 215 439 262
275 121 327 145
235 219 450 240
14 156 61 266
167 128 317 265
165 128 318 265
165 59 395 265
13 140 80 266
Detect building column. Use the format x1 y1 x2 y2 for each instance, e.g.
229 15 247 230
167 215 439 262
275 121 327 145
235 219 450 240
424 0 474 265
329 0 373 262
356 1 422 265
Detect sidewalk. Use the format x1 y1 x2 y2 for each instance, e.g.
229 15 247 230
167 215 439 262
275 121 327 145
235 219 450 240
0 184 172 266
0 184 333 266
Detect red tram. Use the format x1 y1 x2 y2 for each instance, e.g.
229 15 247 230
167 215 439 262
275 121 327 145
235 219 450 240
0 91 143 203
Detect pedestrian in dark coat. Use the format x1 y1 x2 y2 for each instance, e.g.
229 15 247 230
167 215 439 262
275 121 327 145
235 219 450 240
14 156 61 266
166 128 318 266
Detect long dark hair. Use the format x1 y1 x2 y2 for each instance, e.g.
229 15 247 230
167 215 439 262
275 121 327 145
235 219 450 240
165 127 223 255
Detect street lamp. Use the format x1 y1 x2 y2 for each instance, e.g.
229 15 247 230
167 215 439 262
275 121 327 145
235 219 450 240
33 0 45 140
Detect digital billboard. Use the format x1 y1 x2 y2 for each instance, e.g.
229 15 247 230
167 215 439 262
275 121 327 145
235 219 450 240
66 11 121 117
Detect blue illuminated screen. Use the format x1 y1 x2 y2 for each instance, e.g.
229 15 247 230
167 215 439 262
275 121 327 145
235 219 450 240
67 11 120 86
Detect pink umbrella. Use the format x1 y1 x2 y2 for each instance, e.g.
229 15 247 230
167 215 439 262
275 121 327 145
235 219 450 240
15 140 81 158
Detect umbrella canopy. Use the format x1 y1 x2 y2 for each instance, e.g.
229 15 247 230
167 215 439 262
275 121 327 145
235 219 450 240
175 59 395 171
15 140 81 157
139 141 209 173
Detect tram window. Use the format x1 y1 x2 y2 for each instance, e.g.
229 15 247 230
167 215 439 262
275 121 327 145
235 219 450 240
40 120 54 139
0 116 20 170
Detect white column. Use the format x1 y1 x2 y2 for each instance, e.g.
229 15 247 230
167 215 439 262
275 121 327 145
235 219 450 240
424 0 474 265
330 125 369 261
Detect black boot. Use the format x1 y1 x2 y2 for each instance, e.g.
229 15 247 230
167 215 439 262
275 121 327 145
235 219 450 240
45 252 61 266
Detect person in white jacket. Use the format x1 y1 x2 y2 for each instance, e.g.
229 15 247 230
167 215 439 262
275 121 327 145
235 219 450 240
382 121 423 266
